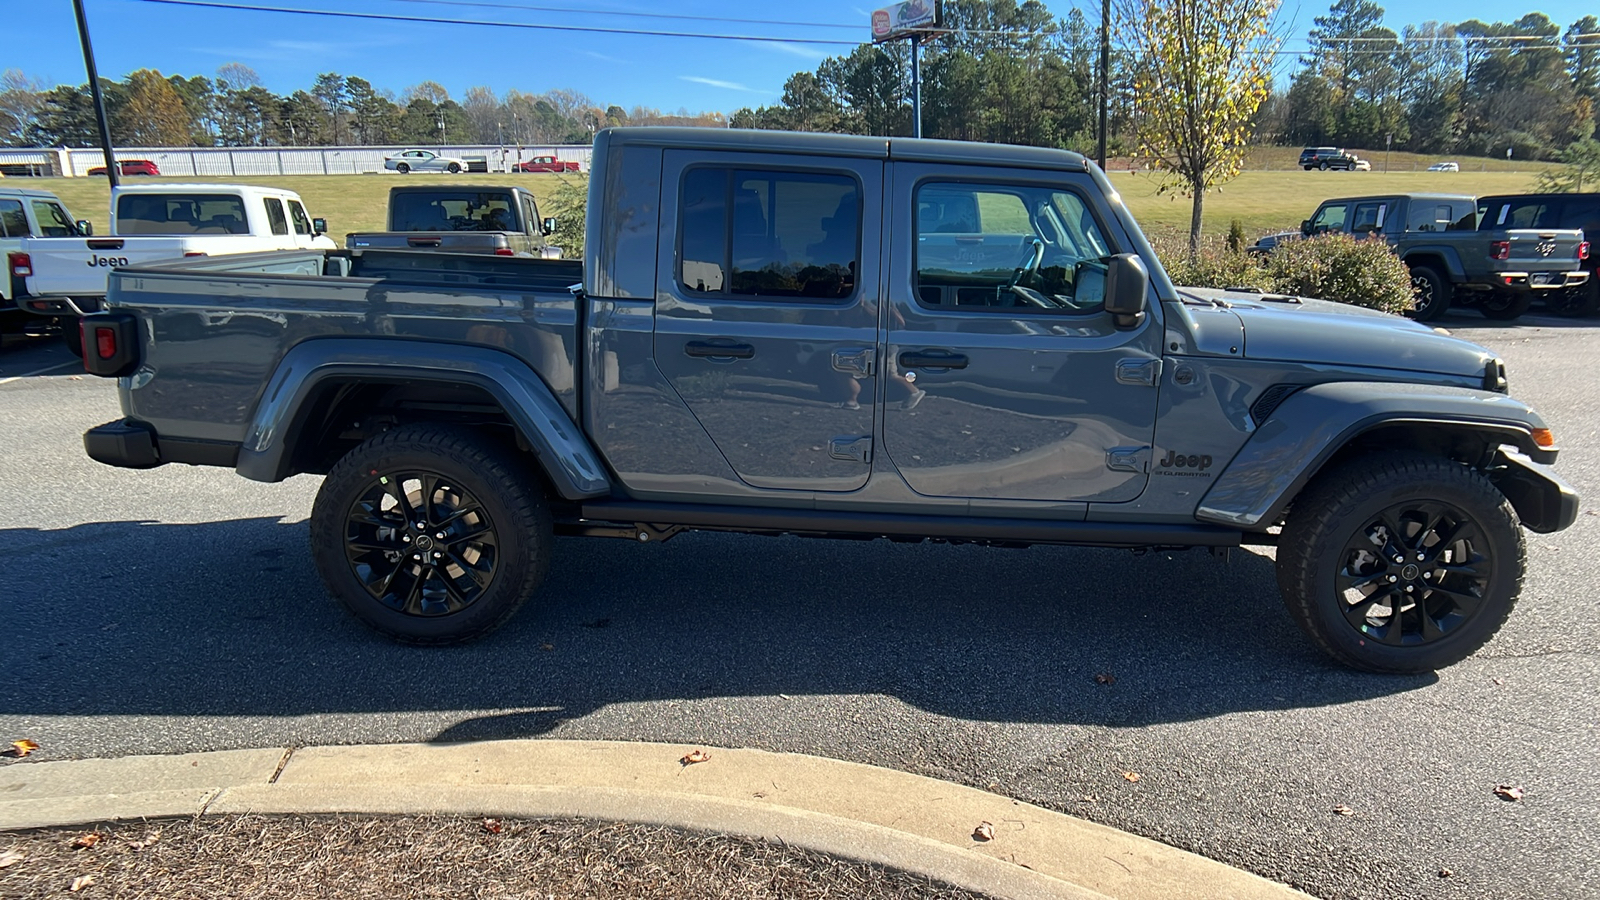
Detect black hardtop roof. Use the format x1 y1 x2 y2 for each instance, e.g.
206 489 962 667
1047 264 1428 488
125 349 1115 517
1318 193 1475 205
598 127 1088 173
1477 192 1600 202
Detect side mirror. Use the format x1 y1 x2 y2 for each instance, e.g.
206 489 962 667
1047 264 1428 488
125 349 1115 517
1301 219 1311 236
312 217 328 235
75 219 94 236
542 217 557 236
1105 253 1149 328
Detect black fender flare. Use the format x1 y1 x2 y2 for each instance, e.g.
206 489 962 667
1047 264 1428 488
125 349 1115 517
235 337 610 500
1196 381 1563 530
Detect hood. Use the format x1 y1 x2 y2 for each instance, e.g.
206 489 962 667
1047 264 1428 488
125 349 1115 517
1177 288 1494 379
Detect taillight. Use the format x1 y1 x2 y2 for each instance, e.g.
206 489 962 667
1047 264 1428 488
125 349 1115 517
95 325 117 360
493 247 515 256
1489 241 1510 260
79 312 139 377
1580 242 1591 261
8 252 31 277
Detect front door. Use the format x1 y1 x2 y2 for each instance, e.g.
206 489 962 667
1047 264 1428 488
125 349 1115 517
881 163 1163 503
653 149 883 492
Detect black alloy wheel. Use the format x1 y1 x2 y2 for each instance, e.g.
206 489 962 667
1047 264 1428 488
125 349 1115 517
310 423 552 644
1277 452 1523 673
1332 501 1492 648
342 471 499 618
1478 291 1533 321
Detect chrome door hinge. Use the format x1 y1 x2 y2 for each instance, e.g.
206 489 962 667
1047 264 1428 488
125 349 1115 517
830 435 873 464
1115 358 1163 387
832 348 877 376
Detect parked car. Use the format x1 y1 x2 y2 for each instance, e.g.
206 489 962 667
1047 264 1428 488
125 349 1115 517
1247 229 1302 256
87 160 161 177
77 126 1579 675
1 186 94 340
1299 147 1365 171
384 150 466 174
1428 162 1460 172
346 185 558 258
514 155 580 174
1299 193 1588 320
9 183 334 353
1476 193 1599 316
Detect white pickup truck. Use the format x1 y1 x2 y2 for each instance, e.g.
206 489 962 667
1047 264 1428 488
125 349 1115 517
8 183 336 352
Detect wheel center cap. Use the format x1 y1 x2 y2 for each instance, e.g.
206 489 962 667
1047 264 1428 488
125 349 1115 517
1400 563 1421 581
414 535 435 552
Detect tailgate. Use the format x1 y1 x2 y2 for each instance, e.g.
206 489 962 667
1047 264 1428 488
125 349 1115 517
348 232 509 253
21 237 195 298
1501 229 1585 269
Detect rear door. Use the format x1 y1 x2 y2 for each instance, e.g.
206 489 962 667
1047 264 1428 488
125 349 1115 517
881 162 1163 503
653 149 882 492
0 198 28 302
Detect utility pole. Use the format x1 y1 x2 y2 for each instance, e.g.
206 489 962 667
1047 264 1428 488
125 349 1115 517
72 0 119 187
911 36 922 138
1097 0 1110 170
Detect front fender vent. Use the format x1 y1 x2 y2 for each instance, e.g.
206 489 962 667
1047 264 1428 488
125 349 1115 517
1250 384 1299 425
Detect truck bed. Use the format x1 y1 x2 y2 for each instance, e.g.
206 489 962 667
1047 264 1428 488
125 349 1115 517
105 248 584 449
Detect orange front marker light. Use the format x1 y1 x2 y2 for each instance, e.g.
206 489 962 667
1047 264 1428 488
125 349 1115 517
1532 428 1556 449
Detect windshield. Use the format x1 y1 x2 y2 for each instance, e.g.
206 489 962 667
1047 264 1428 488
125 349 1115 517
389 191 518 232
117 194 249 235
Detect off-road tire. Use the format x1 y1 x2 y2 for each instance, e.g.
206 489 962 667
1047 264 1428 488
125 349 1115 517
1479 291 1533 321
1277 452 1524 673
1408 265 1451 321
310 423 552 644
1547 281 1600 317
446 162 461 174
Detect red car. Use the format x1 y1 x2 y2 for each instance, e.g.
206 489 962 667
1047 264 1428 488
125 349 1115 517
87 160 161 177
515 155 579 174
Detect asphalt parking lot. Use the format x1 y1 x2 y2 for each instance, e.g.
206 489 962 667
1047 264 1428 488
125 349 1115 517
2 314 1597 900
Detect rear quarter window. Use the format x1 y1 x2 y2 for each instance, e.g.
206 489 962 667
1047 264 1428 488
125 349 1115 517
117 194 249 234
0 199 28 237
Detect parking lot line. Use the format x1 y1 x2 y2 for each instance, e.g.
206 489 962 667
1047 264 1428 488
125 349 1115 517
0 360 80 385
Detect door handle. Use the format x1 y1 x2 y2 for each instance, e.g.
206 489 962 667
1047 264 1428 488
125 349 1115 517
899 350 968 370
685 340 755 360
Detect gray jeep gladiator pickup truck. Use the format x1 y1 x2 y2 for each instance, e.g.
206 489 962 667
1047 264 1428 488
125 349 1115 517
78 127 1579 674
346 185 559 258
1301 193 1589 321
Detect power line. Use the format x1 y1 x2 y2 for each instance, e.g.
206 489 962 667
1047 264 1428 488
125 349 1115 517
377 0 860 31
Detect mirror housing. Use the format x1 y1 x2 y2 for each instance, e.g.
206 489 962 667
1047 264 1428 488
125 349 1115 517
1105 253 1149 328
542 217 557 236
1300 219 1312 236
75 219 94 236
312 217 328 235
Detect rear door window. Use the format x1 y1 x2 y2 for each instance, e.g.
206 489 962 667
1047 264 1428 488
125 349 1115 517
1351 202 1386 235
0 199 28 237
263 198 289 236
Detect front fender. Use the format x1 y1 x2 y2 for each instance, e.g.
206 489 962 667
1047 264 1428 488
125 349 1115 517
236 337 610 500
1196 381 1553 529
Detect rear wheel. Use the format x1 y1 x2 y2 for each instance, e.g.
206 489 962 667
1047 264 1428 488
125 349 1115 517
1277 452 1524 673
1546 281 1600 317
446 162 461 174
1479 291 1533 321
1407 265 1451 321
310 423 552 644
1319 161 1330 170
395 162 410 174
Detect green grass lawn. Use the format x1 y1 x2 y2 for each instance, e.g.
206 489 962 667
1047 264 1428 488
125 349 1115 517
17 160 1559 251
24 173 586 245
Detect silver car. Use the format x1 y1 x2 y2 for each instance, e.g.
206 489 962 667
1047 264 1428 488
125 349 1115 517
384 150 466 175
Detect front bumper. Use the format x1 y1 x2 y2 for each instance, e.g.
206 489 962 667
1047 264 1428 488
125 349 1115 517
1491 446 1580 534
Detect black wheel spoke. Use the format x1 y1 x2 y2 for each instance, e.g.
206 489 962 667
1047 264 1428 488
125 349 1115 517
435 503 484 529
1342 591 1387 631
421 474 439 525
448 549 491 588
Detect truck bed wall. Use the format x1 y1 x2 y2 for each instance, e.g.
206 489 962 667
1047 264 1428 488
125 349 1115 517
107 249 584 446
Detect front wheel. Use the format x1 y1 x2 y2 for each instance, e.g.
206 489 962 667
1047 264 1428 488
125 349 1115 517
310 423 552 644
446 162 461 174
1277 453 1524 673
1479 291 1533 321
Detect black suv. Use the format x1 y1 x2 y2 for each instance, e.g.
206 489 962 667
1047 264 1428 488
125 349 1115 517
1476 193 1600 316
1300 147 1363 170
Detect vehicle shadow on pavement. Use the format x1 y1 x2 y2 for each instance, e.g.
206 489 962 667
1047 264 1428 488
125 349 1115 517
0 518 1433 742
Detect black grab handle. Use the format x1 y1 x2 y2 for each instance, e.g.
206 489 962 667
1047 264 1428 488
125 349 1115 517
899 350 969 370
685 341 755 360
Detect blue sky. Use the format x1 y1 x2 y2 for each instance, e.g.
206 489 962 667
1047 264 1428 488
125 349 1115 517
6 0 1595 114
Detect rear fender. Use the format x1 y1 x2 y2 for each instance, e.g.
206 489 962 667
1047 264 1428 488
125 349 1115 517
236 338 610 499
1196 381 1554 529
1399 246 1466 281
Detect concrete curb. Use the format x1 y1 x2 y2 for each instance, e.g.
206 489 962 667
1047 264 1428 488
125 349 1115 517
0 740 1311 900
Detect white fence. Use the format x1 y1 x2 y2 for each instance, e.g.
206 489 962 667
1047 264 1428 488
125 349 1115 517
0 144 592 177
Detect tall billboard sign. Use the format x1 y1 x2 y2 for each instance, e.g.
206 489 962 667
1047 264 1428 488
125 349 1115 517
871 0 940 43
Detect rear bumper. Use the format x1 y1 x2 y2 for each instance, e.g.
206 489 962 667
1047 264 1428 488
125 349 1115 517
1488 271 1590 291
84 419 240 470
1490 446 1580 534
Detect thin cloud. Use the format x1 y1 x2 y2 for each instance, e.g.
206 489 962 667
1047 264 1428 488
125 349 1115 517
679 76 762 93
749 40 832 61
584 50 626 64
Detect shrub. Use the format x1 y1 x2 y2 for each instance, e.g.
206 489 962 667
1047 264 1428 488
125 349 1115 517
1145 227 1272 292
1265 233 1414 315
1226 219 1246 255
545 177 588 258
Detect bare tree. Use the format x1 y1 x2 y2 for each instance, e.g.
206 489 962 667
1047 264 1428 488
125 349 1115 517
0 69 44 146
